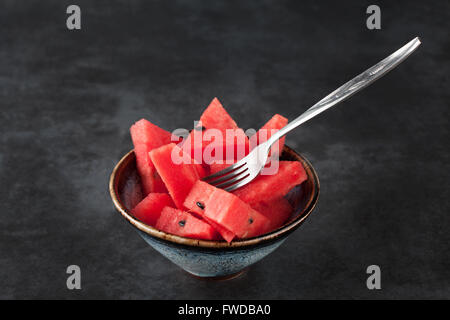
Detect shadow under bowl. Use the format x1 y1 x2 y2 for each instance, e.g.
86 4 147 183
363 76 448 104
109 145 320 278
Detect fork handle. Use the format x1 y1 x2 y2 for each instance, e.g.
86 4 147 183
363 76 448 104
267 37 421 147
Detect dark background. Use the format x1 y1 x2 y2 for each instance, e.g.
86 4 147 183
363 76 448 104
0 0 448 299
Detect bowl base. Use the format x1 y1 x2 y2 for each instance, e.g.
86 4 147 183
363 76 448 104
185 268 249 281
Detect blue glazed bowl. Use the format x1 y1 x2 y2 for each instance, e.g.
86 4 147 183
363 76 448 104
109 146 319 279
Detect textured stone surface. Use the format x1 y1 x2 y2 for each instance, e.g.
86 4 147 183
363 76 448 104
0 0 448 299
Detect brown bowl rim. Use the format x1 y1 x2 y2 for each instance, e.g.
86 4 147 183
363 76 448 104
109 146 320 249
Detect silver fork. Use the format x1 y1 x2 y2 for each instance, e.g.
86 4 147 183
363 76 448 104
203 37 421 192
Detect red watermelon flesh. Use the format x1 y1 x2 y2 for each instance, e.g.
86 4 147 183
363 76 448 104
183 180 235 242
129 100 308 241
202 129 249 164
149 143 205 209
200 98 249 162
252 114 288 156
183 180 214 216
207 114 287 175
181 98 249 165
202 218 235 242
130 119 174 194
185 181 270 240
251 197 293 231
209 162 231 175
182 128 249 166
200 97 240 131
131 193 175 226
156 207 219 240
205 189 270 239
233 161 307 204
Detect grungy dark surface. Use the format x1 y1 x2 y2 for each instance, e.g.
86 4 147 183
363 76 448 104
0 0 448 299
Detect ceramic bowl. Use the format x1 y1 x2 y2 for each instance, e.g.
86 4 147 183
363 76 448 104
109 146 319 279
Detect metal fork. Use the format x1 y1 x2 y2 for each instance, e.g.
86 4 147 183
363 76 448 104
203 37 421 192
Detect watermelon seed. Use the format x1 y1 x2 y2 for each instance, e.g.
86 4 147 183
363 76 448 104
249 218 254 224
196 201 205 210
178 220 186 227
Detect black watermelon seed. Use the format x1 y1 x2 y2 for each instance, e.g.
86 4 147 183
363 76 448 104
196 201 205 210
249 218 254 224
178 220 186 227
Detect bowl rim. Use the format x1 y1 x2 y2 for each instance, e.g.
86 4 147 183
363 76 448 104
109 146 320 249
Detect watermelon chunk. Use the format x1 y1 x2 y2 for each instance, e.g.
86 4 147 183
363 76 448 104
184 181 270 241
183 180 214 216
253 114 288 156
130 119 174 194
202 218 235 242
149 143 206 209
131 193 175 226
200 97 241 131
183 181 235 242
205 189 270 239
156 207 219 240
233 161 307 204
251 197 293 231
181 98 249 165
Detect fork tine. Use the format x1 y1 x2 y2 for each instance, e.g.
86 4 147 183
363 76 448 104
224 173 255 192
207 166 249 185
213 171 250 190
202 159 246 181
